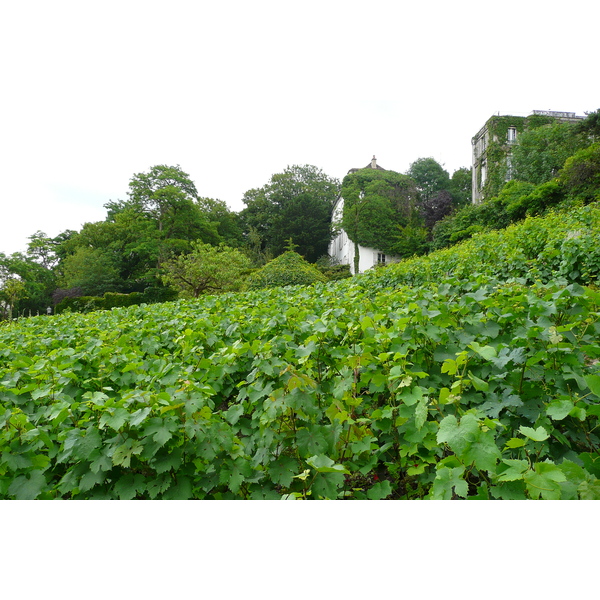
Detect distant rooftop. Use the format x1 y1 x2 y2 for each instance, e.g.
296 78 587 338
531 110 584 119
347 155 386 174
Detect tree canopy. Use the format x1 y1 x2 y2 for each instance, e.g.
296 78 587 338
240 165 340 263
406 157 451 201
161 242 251 297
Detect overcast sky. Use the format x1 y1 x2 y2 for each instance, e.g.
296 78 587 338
1 0 598 255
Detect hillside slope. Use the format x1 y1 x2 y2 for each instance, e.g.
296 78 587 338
1 203 600 499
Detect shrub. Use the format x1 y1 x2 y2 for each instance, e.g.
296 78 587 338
244 251 327 290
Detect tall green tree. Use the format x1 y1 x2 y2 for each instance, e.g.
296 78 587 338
240 165 340 262
197 197 245 248
448 167 472 207
58 166 225 298
406 158 451 201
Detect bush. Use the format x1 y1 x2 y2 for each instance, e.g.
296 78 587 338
560 143 600 203
55 288 175 314
244 251 328 290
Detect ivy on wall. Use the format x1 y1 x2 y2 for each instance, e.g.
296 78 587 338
477 114 560 201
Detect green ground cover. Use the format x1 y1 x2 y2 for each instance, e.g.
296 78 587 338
1 204 600 499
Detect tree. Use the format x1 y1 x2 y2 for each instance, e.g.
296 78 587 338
0 251 56 316
340 168 421 269
420 190 455 229
59 247 121 296
123 164 220 256
559 142 600 202
406 158 451 201
240 165 340 262
511 122 587 185
127 164 198 231
0 277 27 319
161 242 251 298
197 197 245 248
575 108 600 141
448 167 472 207
26 231 60 269
57 166 226 298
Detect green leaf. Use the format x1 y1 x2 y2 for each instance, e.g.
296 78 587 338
504 437 526 449
100 407 129 431
144 418 176 447
414 396 429 430
468 342 497 360
367 479 392 500
524 462 566 500
296 427 329 457
584 374 600 397
431 466 468 499
468 372 489 392
578 479 600 500
73 428 102 460
437 414 478 455
311 471 344 499
162 476 193 500
306 454 349 474
78 469 105 493
129 407 151 427
268 455 298 488
498 459 529 482
225 403 244 425
462 429 502 473
8 470 46 499
519 425 550 442
546 398 573 421
114 474 146 500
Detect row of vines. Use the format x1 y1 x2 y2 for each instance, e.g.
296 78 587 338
1 204 600 499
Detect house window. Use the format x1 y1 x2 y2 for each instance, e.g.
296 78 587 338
507 127 517 144
377 253 386 264
481 160 487 186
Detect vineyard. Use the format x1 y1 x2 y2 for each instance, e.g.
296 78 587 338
2 204 600 499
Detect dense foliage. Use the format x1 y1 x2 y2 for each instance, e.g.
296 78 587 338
244 251 327 291
161 243 251 298
240 165 340 263
340 167 424 268
2 202 600 499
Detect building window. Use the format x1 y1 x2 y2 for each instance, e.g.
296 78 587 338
507 127 517 144
481 161 487 186
377 253 386 264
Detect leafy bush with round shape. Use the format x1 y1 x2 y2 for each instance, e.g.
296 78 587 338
244 251 327 290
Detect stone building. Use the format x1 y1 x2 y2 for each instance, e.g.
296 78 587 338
471 110 584 203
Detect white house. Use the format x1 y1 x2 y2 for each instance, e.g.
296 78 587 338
329 156 399 275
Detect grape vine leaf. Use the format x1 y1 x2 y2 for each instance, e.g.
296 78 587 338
519 425 550 441
268 455 298 488
367 479 392 500
431 466 468 499
8 470 46 499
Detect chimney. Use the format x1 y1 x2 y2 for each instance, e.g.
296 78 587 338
371 155 377 168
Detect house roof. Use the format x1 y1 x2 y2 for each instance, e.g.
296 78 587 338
347 155 386 174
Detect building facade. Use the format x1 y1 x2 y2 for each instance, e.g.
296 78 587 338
471 110 584 203
329 156 399 275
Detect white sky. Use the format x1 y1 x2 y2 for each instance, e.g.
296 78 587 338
1 0 598 255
